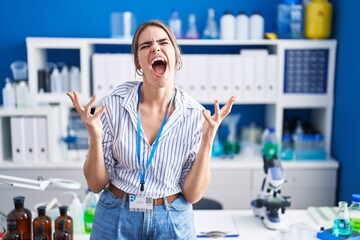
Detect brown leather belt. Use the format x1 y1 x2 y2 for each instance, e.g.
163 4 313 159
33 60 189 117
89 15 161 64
108 183 181 206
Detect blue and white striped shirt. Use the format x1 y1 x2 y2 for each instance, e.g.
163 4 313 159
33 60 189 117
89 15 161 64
99 81 205 198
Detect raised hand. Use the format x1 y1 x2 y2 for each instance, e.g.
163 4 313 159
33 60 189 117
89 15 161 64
201 96 236 141
66 91 106 140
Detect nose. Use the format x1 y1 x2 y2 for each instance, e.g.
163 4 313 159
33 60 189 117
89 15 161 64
151 43 160 52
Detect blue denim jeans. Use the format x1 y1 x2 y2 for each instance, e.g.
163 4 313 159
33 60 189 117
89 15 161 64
90 187 196 240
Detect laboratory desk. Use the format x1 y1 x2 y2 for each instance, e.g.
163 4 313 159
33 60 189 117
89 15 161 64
74 209 320 240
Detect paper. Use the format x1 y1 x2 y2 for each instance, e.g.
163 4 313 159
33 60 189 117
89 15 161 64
194 211 239 238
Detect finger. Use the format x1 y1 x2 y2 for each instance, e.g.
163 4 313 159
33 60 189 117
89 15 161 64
213 100 220 117
94 105 106 118
66 92 75 104
220 96 236 118
202 109 212 122
84 95 97 113
72 91 85 112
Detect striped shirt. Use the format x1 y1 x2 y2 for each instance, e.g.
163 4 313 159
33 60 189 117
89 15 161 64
99 81 205 198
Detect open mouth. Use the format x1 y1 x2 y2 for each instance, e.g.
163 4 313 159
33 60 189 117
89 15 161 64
152 57 167 75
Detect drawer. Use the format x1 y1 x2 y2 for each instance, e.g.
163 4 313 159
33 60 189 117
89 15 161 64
211 169 251 187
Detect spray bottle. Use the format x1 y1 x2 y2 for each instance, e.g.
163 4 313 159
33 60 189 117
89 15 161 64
222 114 241 157
62 192 84 234
83 188 98 234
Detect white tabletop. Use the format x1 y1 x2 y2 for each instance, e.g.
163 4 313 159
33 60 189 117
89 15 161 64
74 209 320 240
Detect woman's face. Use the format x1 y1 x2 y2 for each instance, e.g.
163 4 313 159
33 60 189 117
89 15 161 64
136 26 177 87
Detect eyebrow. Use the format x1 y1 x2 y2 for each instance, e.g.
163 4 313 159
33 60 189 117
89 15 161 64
139 38 169 48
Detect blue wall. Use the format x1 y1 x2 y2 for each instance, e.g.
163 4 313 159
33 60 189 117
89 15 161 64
0 0 358 204
0 0 278 87
331 0 360 203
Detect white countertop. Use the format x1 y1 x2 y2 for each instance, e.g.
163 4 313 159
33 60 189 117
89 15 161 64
74 209 321 240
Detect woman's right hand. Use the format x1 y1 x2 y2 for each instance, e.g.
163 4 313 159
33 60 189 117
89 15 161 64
66 91 106 140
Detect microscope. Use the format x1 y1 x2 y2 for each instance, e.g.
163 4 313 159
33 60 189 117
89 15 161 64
251 154 291 230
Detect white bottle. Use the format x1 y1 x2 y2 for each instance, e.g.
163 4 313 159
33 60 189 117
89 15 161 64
15 81 29 108
220 11 236 40
70 66 81 92
64 192 84 234
59 63 70 92
236 11 250 40
2 78 16 108
169 9 182 39
250 11 265 40
50 67 62 93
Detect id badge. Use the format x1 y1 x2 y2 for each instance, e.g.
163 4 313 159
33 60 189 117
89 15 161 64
129 195 153 212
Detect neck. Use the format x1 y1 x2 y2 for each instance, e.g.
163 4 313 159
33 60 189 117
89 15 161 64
140 82 174 109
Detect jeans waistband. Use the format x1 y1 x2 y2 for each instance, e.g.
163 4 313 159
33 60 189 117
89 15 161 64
108 182 181 206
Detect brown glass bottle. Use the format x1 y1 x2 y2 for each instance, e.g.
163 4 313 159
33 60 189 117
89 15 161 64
33 206 52 240
34 225 48 240
3 221 21 240
54 206 73 240
53 220 70 240
7 196 32 240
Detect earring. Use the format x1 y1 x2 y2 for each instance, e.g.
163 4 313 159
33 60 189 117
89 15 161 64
176 59 182 71
136 68 144 76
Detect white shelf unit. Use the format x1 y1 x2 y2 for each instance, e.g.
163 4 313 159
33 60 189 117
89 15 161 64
0 38 339 210
0 106 62 163
25 38 337 154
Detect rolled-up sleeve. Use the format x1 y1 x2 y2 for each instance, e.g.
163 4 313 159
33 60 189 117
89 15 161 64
100 103 116 182
179 126 202 189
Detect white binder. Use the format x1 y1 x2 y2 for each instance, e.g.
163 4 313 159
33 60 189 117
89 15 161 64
10 117 26 163
185 54 209 103
23 117 37 163
232 55 243 101
241 49 269 101
209 55 233 103
35 117 48 163
92 53 107 100
266 55 278 101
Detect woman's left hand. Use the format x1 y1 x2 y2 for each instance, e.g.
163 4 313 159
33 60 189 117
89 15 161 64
201 96 236 141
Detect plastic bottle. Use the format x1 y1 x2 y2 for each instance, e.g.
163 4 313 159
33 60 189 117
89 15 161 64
58 63 70 92
15 81 29 108
202 8 219 39
222 114 241 156
64 192 84 234
249 11 264 40
262 127 278 160
185 13 199 39
212 132 223 157
293 120 304 160
220 11 236 40
280 133 293 160
70 66 81 92
332 201 352 237
83 189 98 234
2 78 16 108
54 206 73 240
53 220 70 240
33 225 48 240
277 0 303 39
168 8 182 39
304 0 332 39
3 221 21 240
50 67 62 93
236 11 250 40
7 196 32 240
349 194 360 233
33 206 52 240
